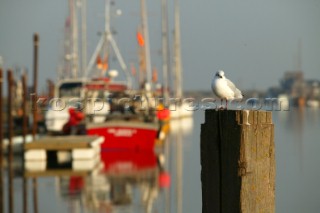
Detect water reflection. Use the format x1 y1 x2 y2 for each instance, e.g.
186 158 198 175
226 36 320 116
168 117 193 213
1 117 192 213
274 108 320 213
80 151 159 212
3 109 319 213
276 108 320 169
26 150 164 212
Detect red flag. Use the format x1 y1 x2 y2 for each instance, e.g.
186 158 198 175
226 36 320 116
96 55 103 69
136 31 145 47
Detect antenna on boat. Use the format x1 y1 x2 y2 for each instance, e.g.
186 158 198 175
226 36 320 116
85 0 132 89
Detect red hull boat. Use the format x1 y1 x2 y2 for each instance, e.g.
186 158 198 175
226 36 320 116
86 120 159 151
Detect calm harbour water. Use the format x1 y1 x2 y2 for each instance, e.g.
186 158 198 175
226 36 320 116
2 108 320 212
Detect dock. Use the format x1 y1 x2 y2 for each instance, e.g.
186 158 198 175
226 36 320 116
24 136 104 173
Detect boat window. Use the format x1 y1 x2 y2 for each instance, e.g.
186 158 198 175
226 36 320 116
59 82 83 98
87 90 107 99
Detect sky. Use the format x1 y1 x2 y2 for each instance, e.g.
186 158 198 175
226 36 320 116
0 0 320 92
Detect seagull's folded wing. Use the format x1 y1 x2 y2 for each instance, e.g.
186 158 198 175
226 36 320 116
226 78 243 99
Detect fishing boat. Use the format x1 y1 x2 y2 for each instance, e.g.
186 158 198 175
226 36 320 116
46 0 168 152
83 0 166 150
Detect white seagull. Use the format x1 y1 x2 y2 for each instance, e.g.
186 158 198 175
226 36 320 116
211 70 243 109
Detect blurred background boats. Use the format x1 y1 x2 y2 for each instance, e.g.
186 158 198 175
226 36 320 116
0 0 192 212
2 0 320 212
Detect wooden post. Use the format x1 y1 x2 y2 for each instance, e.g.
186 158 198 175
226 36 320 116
32 33 39 138
0 68 3 213
7 70 14 213
47 79 54 99
22 73 28 213
32 33 39 213
201 110 275 213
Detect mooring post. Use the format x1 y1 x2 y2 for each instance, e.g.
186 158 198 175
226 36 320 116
0 68 3 213
201 110 275 213
22 73 28 213
7 69 14 213
32 33 39 138
32 33 39 213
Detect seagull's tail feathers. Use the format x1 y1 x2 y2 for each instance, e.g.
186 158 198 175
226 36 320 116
234 88 243 100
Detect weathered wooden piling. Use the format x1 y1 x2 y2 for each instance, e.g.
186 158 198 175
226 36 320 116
7 70 14 213
47 79 54 99
22 73 28 213
0 68 3 213
32 33 39 138
22 73 28 144
201 110 275 213
32 33 39 213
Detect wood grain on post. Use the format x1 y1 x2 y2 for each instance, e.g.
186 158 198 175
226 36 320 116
201 110 275 213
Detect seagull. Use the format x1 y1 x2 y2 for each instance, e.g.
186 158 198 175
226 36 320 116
211 70 243 109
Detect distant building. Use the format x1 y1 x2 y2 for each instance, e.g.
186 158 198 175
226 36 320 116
305 80 320 99
267 70 320 107
279 71 305 98
266 86 282 98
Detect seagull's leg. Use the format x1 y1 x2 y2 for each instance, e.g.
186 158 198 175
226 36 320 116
226 99 228 110
218 99 224 110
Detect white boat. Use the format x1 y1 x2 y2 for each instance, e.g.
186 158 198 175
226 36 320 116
169 102 194 119
45 79 85 133
277 94 290 110
306 99 319 108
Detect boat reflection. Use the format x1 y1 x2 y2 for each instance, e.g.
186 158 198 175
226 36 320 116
55 150 166 213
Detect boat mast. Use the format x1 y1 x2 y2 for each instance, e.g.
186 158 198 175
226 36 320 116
174 0 182 98
69 0 79 78
61 16 72 80
86 0 131 88
105 0 111 34
140 0 152 91
80 0 87 78
161 0 170 101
